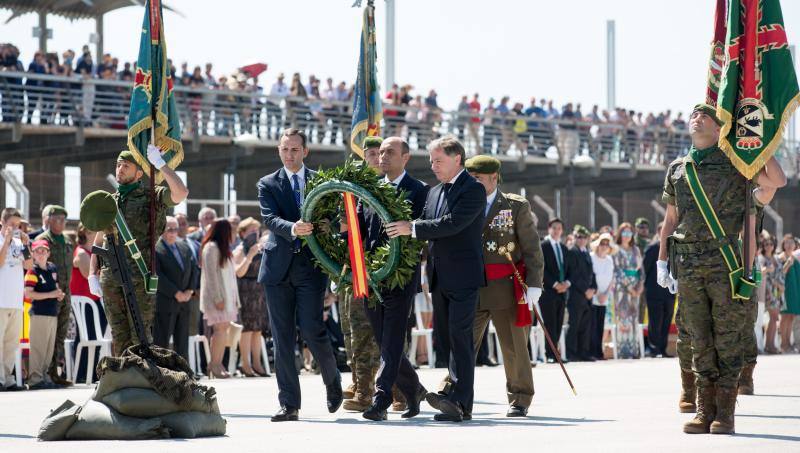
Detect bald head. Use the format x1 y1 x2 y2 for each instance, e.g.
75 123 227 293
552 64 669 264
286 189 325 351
379 137 411 181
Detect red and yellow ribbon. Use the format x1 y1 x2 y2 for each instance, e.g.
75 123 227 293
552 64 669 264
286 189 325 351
343 192 369 299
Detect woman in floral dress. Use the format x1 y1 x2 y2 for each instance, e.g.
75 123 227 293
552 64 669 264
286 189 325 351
612 223 644 359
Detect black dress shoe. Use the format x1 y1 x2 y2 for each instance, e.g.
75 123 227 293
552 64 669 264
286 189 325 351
326 376 343 413
402 385 427 419
425 391 446 411
477 357 499 367
271 406 299 422
506 405 528 417
581 355 597 362
363 404 388 421
438 399 463 418
434 412 463 422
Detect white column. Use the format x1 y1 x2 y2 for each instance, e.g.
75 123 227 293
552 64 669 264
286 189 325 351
606 20 616 111
384 0 396 91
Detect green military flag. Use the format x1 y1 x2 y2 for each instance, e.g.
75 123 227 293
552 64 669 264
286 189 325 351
350 1 382 158
717 0 799 179
127 0 183 183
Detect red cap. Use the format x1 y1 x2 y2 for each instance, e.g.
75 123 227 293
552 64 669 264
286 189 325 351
31 240 50 250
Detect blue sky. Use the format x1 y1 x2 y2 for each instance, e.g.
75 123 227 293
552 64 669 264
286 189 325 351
3 0 800 118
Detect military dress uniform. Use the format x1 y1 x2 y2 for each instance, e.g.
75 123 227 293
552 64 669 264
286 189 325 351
662 128 754 434
100 174 176 355
34 206 74 383
437 156 544 415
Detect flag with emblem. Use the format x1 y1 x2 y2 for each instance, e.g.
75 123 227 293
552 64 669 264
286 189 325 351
717 0 799 179
127 0 183 182
705 0 727 106
349 1 382 158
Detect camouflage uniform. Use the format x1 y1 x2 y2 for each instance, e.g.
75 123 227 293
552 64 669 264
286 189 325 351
100 182 175 355
35 229 74 379
339 291 380 401
663 146 753 432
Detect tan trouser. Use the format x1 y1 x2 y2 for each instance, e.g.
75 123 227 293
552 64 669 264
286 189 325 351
0 308 22 388
28 314 57 386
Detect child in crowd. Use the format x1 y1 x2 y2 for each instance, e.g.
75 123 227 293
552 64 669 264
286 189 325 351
24 240 64 390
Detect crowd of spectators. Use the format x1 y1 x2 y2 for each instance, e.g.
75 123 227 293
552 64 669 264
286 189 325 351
3 199 798 391
1 43 691 163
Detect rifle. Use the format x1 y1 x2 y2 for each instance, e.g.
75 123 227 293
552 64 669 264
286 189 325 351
93 231 151 353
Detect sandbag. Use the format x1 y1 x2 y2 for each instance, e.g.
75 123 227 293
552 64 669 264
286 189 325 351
37 400 81 441
65 400 170 440
101 387 220 418
92 367 154 401
159 411 227 438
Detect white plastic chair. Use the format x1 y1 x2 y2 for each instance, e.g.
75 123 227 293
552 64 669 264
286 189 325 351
226 322 244 375
529 324 546 363
259 335 273 376
409 302 435 369
13 340 30 387
70 296 112 384
605 323 619 360
188 334 211 375
637 323 647 359
487 320 503 364
559 324 568 361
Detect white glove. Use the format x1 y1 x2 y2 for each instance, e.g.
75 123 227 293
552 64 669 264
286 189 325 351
656 260 670 288
667 277 678 295
146 144 167 170
88 274 103 297
657 260 679 294
526 287 542 312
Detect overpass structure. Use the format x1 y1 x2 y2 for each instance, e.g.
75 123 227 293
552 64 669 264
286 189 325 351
1 71 798 235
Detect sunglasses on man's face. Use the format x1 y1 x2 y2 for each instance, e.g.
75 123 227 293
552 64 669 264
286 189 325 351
575 235 587 240
165 227 179 233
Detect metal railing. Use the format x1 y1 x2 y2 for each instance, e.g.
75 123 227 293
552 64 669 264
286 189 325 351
1 71 798 173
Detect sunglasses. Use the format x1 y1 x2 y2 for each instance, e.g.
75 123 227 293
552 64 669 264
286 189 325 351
575 235 587 240
165 227 179 233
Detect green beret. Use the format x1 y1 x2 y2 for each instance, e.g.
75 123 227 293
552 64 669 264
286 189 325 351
80 190 118 231
362 136 383 149
465 155 501 175
117 150 140 166
692 103 723 126
573 224 591 237
45 205 68 218
635 217 650 227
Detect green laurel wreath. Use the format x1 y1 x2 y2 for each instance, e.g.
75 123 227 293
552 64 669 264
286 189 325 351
301 159 423 303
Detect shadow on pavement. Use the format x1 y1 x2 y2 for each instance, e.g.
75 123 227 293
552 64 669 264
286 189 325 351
735 433 800 442
738 414 800 420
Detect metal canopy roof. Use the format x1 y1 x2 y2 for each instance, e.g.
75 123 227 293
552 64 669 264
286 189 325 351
1 0 178 23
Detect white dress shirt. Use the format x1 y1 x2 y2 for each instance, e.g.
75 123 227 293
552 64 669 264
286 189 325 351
412 169 465 238
384 171 406 187
284 165 307 195
485 189 499 217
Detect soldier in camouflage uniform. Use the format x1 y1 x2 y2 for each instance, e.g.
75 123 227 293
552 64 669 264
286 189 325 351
35 205 74 386
738 159 786 394
88 146 188 355
658 104 754 435
340 136 382 411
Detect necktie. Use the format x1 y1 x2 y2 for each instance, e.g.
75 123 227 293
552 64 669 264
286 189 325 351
435 183 452 217
485 199 492 217
291 173 303 251
554 241 564 281
291 174 303 209
169 243 184 271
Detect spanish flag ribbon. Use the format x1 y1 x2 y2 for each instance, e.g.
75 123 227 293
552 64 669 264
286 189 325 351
343 192 369 299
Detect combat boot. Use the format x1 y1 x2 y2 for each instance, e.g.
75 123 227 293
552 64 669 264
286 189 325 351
343 382 356 400
737 363 755 395
683 384 716 434
342 391 373 412
710 386 737 434
679 370 697 413
391 384 407 412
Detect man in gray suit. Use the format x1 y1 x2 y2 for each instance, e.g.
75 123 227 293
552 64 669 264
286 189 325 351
154 216 200 362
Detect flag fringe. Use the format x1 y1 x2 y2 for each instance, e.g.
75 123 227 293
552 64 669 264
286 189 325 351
717 91 800 180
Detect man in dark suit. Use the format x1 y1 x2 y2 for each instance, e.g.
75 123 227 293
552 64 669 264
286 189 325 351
153 216 199 362
565 225 597 362
643 222 674 357
257 128 342 422
358 137 430 421
540 218 571 363
387 135 486 422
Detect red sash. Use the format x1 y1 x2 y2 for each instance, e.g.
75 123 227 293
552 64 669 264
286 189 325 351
485 261 531 327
